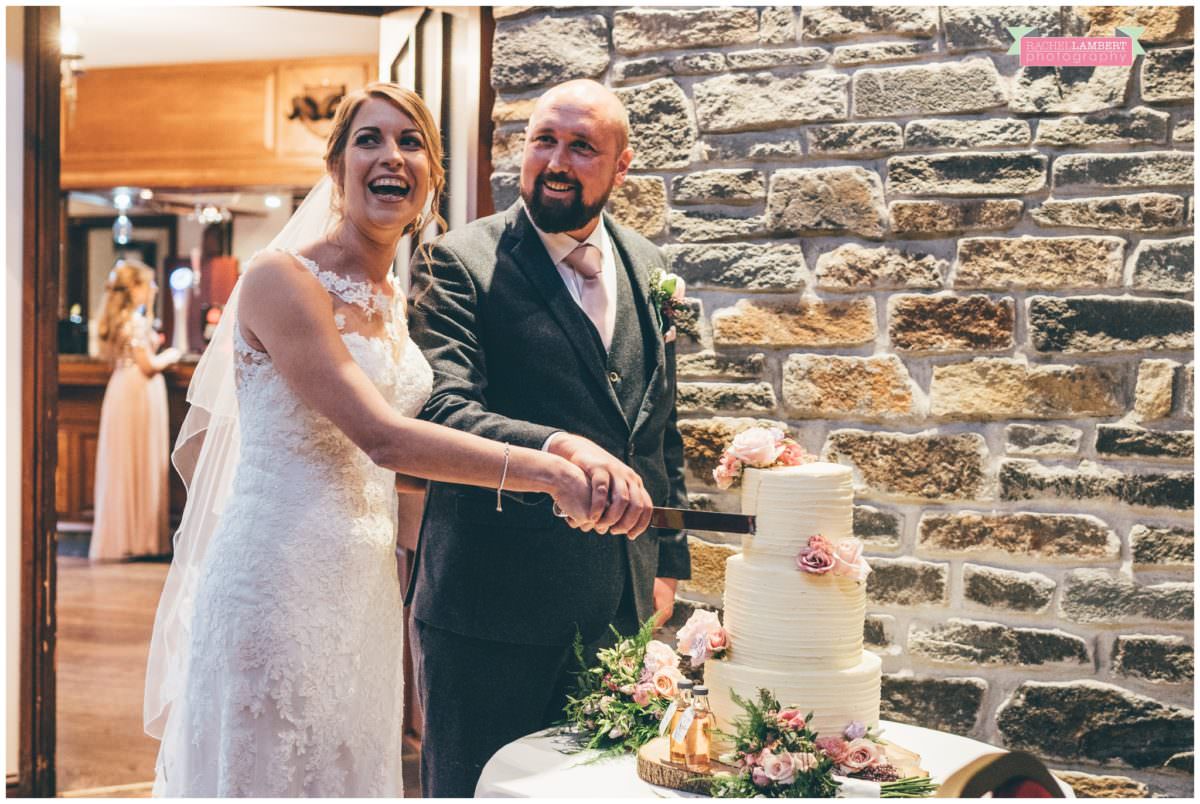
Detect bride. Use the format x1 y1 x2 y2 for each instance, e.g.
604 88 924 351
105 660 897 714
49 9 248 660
143 83 597 796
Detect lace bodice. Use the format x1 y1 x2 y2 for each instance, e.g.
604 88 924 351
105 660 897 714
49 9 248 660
156 250 432 796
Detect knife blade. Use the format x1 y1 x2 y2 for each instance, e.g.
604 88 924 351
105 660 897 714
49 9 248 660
650 507 755 534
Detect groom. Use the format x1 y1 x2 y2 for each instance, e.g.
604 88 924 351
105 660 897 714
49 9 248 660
407 79 691 797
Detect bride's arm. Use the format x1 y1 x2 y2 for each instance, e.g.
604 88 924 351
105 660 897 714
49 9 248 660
237 254 593 521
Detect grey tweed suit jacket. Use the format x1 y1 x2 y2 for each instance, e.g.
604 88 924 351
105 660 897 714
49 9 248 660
405 202 691 647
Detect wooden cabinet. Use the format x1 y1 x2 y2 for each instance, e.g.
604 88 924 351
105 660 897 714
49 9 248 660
57 357 196 531
61 54 374 190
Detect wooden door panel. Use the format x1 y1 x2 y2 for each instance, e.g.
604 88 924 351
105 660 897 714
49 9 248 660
79 431 99 516
55 431 71 516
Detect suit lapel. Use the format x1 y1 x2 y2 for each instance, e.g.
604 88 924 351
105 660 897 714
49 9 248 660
606 214 667 436
504 205 626 427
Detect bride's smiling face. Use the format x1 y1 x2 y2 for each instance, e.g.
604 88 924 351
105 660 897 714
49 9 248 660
336 97 431 239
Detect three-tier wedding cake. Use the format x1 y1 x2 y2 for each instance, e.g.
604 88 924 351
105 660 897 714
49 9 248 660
704 463 881 737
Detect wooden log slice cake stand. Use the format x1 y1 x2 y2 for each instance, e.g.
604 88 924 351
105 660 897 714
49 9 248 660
636 737 736 795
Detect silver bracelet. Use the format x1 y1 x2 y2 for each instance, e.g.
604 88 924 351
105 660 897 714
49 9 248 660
496 444 511 512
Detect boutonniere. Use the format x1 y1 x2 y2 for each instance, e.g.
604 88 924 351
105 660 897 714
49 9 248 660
648 269 687 344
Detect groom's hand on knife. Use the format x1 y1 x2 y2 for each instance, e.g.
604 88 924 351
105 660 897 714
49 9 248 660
547 433 654 539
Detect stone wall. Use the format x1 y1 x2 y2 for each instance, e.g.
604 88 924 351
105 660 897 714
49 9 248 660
489 6 1194 796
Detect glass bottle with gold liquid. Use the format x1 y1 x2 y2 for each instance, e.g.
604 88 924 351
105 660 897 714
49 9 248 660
667 680 694 765
684 685 714 771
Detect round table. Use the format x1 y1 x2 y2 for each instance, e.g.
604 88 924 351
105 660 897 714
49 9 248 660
475 721 1075 797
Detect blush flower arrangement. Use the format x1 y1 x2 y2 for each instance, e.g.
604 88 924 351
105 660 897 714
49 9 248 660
674 609 729 667
709 689 937 798
796 534 872 583
713 427 814 490
563 616 686 755
708 688 839 798
647 269 687 344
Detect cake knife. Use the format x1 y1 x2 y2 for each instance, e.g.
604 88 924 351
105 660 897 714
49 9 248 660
649 507 755 534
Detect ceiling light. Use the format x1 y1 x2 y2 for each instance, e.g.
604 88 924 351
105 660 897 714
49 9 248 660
194 204 230 226
139 188 154 201
264 194 282 209
113 214 132 245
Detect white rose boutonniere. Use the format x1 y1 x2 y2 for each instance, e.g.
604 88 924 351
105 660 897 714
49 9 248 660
648 269 687 344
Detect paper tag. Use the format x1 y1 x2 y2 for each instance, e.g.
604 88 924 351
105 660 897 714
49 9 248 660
671 706 695 744
658 700 679 736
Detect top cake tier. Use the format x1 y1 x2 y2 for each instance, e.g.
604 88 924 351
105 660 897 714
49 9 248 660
740 463 854 562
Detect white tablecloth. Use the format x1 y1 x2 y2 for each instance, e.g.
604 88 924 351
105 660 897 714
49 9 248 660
476 721 1074 798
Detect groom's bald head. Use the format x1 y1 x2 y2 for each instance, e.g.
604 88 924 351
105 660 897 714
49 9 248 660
528 80 631 152
521 80 635 237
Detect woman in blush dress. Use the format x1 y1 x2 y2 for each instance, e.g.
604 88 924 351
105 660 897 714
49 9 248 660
144 83 601 797
90 260 180 560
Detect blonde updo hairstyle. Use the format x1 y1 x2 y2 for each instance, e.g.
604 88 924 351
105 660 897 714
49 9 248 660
323 82 447 250
98 259 155 361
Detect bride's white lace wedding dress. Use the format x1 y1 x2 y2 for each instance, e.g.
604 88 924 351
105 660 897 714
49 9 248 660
153 251 433 796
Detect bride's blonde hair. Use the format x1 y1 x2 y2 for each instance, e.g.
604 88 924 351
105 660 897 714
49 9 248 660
324 82 447 250
97 259 155 360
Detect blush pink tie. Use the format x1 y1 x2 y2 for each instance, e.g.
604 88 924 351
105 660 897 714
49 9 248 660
563 243 611 350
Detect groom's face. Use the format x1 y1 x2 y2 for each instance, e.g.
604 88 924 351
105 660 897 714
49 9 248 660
520 87 633 238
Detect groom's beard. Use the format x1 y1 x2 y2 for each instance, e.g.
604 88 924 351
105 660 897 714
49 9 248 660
522 173 611 233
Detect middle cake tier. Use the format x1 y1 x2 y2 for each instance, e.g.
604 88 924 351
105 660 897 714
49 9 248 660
721 553 866 671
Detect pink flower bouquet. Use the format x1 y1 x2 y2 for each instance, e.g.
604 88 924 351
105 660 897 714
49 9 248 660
563 616 685 755
710 689 938 798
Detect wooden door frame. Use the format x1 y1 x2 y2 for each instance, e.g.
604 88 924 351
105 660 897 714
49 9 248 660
12 4 61 798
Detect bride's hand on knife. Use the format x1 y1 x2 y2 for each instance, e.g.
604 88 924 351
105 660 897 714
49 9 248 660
549 460 596 528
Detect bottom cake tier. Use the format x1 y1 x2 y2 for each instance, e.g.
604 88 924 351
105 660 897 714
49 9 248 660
704 650 882 741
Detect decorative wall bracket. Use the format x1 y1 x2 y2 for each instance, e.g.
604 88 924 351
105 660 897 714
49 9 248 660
287 82 346 139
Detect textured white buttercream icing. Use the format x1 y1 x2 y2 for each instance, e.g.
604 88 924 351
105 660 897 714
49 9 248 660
706 651 882 738
740 464 855 561
704 462 881 740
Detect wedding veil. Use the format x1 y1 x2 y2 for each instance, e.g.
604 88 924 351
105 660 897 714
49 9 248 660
143 176 336 738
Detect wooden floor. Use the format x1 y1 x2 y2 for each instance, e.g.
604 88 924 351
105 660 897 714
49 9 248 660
56 555 420 796
56 557 170 794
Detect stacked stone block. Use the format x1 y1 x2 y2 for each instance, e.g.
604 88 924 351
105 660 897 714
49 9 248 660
489 5 1194 796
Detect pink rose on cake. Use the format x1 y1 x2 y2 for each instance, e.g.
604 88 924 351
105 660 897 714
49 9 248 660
728 427 786 466
795 534 835 575
713 453 743 490
675 609 729 666
777 440 808 466
711 426 814 488
831 538 872 583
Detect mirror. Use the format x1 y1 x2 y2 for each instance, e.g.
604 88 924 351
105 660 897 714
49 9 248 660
61 189 300 356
